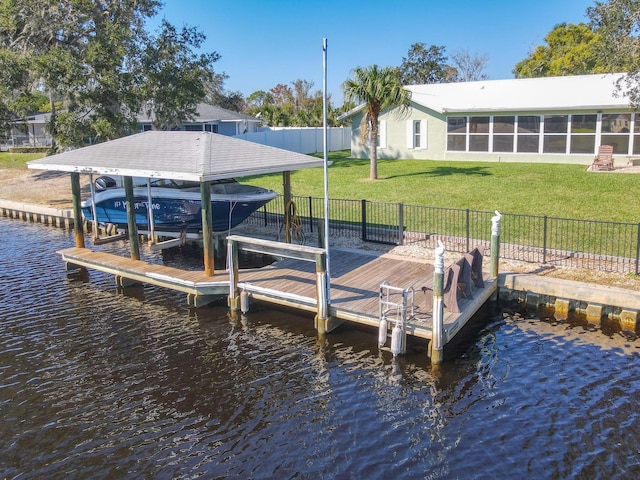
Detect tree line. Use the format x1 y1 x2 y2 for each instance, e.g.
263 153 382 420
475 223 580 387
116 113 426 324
0 0 638 152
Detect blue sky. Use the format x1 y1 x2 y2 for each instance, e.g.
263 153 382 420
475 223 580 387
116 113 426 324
149 0 597 104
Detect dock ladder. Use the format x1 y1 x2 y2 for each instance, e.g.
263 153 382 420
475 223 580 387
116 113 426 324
378 282 415 356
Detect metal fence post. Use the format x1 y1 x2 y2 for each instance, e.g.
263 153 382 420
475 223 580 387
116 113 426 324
398 202 404 245
542 215 548 264
465 208 470 252
636 222 640 275
361 199 367 242
309 196 314 233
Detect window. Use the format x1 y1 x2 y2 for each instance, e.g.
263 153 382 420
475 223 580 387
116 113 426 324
517 116 540 153
493 116 515 152
408 120 427 149
570 114 596 154
633 116 640 154
543 115 568 153
442 113 640 156
602 113 631 154
447 117 466 151
376 121 387 148
469 117 489 151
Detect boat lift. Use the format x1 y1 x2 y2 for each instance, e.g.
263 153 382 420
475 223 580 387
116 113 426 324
378 282 416 356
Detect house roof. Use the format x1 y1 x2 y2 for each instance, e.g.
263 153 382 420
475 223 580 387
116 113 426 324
136 103 259 124
407 73 629 113
27 130 324 182
192 103 260 123
338 73 631 120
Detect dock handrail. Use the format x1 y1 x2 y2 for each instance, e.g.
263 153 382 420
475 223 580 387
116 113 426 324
226 235 330 328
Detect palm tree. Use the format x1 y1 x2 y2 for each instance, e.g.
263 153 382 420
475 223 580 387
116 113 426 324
343 65 411 180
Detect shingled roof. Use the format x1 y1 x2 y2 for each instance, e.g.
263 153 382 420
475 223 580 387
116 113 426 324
27 131 324 181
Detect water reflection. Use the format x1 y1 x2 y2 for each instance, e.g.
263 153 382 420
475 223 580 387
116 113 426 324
1 217 639 478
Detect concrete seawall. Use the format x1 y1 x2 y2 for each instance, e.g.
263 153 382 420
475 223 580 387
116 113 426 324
0 199 74 227
500 273 640 333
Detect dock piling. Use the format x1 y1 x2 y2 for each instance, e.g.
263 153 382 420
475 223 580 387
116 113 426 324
430 241 446 364
491 211 502 279
70 173 85 248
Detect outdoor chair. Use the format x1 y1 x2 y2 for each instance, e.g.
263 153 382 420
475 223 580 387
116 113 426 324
591 145 614 171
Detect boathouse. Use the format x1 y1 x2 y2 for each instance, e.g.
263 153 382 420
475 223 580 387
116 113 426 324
27 131 500 363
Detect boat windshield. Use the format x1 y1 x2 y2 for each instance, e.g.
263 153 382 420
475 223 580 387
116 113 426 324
148 178 239 189
148 179 201 189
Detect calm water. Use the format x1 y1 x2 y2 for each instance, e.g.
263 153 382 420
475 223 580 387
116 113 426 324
1 217 639 479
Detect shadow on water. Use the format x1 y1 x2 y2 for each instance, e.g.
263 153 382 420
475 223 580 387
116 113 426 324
158 242 276 270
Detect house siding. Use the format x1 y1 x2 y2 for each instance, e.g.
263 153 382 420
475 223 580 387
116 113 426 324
348 104 636 165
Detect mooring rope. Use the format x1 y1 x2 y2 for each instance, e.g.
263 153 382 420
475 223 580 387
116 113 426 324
284 200 305 245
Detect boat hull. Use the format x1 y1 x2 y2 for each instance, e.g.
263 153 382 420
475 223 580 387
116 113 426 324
81 187 277 233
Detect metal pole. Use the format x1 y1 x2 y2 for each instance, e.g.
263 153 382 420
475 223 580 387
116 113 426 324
322 38 330 304
89 173 99 240
227 238 240 311
431 240 445 364
542 215 548 264
635 222 640 276
491 211 502 278
146 178 156 242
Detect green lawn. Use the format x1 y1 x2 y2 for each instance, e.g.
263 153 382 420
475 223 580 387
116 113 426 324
3 150 638 224
0 151 46 168
243 151 640 223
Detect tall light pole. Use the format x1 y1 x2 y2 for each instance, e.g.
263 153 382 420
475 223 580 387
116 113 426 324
322 38 331 303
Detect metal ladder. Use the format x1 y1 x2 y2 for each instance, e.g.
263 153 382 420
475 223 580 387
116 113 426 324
378 282 415 356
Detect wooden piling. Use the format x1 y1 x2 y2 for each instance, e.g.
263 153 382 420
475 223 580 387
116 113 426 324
430 243 445 365
123 176 140 260
70 173 85 248
200 180 214 276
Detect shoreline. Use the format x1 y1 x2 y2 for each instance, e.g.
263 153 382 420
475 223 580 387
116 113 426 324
2 168 640 311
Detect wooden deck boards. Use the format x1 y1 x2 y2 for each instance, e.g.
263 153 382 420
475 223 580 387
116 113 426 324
58 245 496 342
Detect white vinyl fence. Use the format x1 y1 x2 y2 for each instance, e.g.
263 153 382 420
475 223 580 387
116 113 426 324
233 127 350 154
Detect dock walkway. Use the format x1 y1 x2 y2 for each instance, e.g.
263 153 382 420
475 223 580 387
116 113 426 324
59 245 497 344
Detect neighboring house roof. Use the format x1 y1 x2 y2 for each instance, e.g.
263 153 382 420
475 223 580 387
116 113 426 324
27 130 324 182
338 73 630 120
191 103 260 123
26 112 51 125
136 103 259 124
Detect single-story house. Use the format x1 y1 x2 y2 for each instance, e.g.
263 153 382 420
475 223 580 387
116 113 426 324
339 73 636 165
137 103 262 136
6 104 261 148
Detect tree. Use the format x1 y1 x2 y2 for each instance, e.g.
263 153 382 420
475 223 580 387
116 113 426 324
513 23 609 78
588 0 640 104
399 43 456 85
343 65 411 180
451 49 489 82
140 20 219 130
0 0 223 147
245 79 336 127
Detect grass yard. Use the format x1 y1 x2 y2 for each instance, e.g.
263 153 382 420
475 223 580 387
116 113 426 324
243 150 640 224
3 150 638 224
0 151 46 168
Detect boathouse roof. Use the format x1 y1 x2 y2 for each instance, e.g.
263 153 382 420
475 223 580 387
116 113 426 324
27 131 325 181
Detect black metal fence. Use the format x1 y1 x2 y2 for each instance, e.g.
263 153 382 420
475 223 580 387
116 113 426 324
245 195 640 275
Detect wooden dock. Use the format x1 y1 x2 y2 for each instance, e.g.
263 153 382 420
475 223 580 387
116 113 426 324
59 242 497 346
